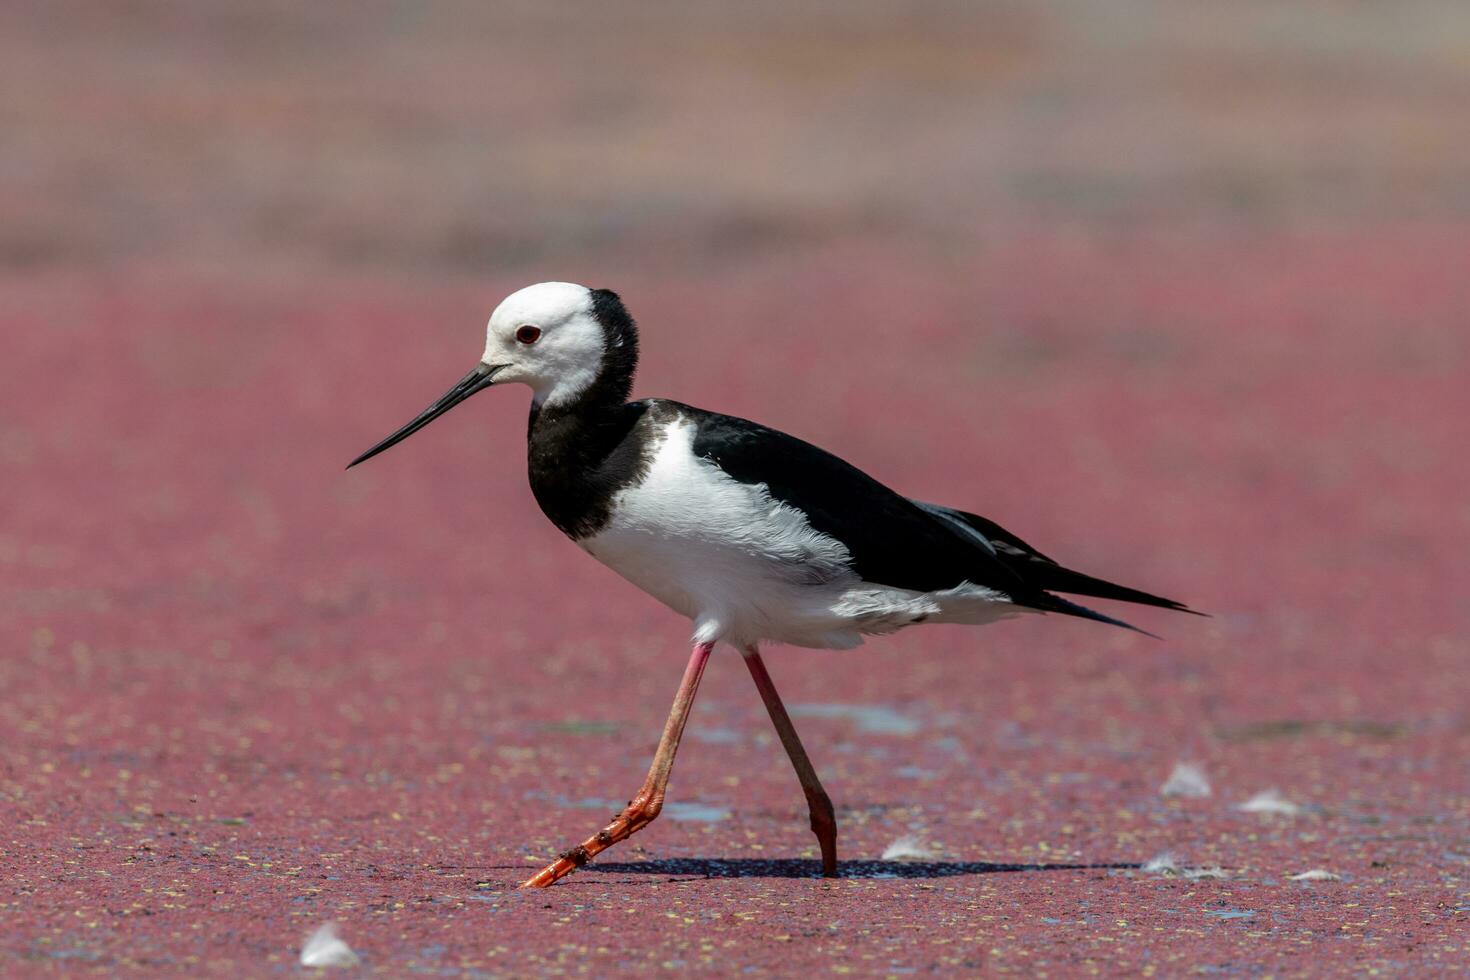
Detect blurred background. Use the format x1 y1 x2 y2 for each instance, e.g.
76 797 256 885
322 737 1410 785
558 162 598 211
8 1 1470 268
3 1 1469 973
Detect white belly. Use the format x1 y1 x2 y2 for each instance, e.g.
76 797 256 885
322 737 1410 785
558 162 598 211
580 416 1022 649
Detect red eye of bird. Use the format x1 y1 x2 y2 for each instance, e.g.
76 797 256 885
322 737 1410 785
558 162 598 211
515 324 542 345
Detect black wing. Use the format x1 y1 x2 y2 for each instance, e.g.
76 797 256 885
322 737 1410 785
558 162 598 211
679 403 1046 603
912 501 1201 616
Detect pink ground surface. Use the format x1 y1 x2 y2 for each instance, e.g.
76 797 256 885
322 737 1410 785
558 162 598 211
4 228 1469 974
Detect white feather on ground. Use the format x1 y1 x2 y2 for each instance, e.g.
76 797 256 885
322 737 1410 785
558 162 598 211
1180 865 1228 879
1142 850 1180 873
1141 850 1227 879
1159 762 1212 798
1235 789 1303 816
300 922 359 968
1287 869 1341 881
880 834 934 860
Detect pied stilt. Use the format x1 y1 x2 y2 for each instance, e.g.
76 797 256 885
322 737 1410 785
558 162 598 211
348 281 1199 887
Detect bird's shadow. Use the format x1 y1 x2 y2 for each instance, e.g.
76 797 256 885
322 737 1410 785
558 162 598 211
587 858 1138 880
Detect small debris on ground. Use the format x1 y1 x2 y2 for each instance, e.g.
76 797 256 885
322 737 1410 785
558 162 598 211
1235 789 1303 816
881 834 934 860
1160 762 1212 798
1142 850 1228 879
300 922 360 968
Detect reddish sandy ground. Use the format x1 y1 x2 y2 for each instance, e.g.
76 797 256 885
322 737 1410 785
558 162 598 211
4 3 1470 976
6 231 1470 975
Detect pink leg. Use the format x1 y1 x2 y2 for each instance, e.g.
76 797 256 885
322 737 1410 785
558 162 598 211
521 641 715 888
743 645 838 877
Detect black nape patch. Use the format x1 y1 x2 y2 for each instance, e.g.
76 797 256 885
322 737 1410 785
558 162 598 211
589 288 638 405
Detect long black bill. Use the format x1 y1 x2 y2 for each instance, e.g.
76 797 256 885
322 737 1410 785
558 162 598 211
347 363 503 469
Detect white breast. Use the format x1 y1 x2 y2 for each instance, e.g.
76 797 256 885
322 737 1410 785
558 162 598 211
580 414 1023 649
581 416 850 645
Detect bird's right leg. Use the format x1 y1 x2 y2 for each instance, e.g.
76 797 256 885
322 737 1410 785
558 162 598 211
742 644 838 877
520 640 714 888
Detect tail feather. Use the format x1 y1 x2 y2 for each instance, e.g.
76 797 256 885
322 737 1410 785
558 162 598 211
1032 593 1161 639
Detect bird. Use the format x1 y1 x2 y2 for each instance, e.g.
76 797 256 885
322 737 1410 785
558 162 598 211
348 281 1199 888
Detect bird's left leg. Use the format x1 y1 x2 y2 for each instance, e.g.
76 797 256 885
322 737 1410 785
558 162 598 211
520 640 714 888
742 644 838 877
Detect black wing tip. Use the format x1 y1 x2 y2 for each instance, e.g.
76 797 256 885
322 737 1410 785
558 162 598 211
1146 596 1210 618
1043 571 1207 619
1128 595 1208 618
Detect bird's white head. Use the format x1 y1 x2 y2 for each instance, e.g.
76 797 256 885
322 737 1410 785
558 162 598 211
482 281 606 408
347 281 638 469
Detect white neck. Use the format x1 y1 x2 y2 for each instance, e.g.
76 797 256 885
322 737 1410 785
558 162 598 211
531 359 603 409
